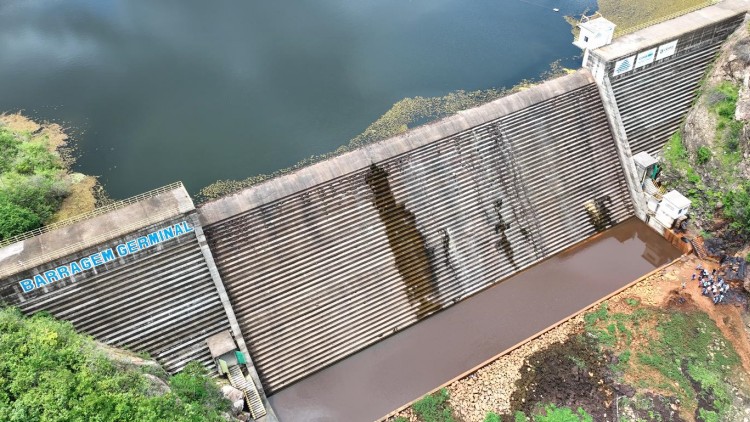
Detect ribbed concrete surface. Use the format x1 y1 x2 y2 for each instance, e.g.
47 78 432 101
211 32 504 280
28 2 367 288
269 218 681 422
597 12 745 157
12 234 232 372
0 185 234 374
0 222 233 373
202 70 634 393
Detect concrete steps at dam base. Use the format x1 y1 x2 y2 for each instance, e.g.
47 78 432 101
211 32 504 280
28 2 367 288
0 2 748 420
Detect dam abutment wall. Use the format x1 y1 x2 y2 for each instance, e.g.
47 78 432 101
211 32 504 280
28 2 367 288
0 2 748 415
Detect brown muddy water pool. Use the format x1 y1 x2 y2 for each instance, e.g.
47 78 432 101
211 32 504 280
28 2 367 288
268 218 681 421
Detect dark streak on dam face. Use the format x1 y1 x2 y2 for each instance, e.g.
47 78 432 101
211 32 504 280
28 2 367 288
365 163 441 320
493 199 518 270
270 218 682 422
198 69 636 393
0 5 744 421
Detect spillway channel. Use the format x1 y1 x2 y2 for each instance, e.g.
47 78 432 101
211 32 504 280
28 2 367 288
268 218 681 421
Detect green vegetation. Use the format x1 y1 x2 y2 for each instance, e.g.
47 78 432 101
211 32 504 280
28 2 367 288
483 411 501 422
198 63 569 202
708 82 743 160
0 307 229 421
534 405 593 422
585 301 741 419
512 405 593 422
697 146 711 164
0 125 70 240
661 80 750 238
412 388 454 422
724 181 750 236
597 0 715 36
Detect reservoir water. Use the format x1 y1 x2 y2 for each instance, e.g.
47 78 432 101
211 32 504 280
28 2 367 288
0 0 595 198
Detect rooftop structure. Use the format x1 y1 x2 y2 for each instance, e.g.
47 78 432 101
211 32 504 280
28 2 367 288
573 16 616 50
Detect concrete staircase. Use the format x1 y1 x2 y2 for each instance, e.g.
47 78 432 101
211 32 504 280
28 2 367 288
227 365 267 420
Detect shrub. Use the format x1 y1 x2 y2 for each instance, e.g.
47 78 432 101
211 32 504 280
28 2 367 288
412 388 454 422
697 146 711 164
0 307 229 422
724 182 750 236
0 126 70 240
169 361 228 412
0 200 42 239
484 412 501 422
534 404 593 422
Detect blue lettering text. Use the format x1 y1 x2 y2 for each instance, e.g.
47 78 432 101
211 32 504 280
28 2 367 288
90 253 103 266
137 236 149 249
70 261 82 275
161 227 174 240
34 274 48 288
80 257 93 270
20 279 34 293
148 232 160 246
183 221 194 233
57 265 70 279
101 248 115 263
174 223 184 236
116 244 128 257
127 240 138 254
44 270 59 283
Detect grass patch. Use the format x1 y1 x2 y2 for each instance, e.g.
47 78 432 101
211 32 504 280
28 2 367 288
707 82 743 159
513 404 594 422
412 388 455 422
483 412 501 422
585 300 741 419
597 0 715 36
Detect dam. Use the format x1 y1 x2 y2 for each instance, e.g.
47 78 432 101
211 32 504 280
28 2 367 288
0 1 748 421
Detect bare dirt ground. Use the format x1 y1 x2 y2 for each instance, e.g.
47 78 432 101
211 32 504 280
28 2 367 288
659 256 750 376
388 256 750 422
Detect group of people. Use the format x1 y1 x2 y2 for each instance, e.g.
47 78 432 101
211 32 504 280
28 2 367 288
690 264 730 304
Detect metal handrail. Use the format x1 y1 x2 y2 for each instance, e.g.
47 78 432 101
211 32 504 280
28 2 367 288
0 181 184 248
614 1 718 38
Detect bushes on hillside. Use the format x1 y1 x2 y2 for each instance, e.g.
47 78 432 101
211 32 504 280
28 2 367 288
0 307 229 421
0 126 70 240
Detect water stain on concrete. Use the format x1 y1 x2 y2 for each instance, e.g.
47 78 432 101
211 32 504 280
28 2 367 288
365 164 441 319
585 195 615 232
493 199 518 270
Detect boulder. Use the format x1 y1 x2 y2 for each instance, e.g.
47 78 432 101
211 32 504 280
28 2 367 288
232 399 245 415
143 373 171 396
221 385 245 403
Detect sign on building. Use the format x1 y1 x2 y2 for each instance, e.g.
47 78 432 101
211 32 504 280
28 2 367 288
656 40 678 60
613 55 635 76
634 48 657 68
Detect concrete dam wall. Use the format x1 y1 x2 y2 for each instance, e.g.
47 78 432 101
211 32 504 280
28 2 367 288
0 1 746 408
0 184 237 374
198 70 634 393
586 4 746 158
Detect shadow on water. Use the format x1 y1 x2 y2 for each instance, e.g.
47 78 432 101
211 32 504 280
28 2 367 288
365 164 441 320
